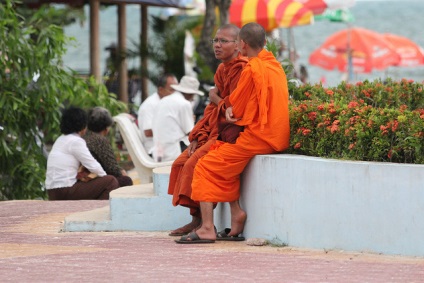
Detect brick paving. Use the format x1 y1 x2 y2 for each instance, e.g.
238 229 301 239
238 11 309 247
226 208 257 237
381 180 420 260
1 200 424 283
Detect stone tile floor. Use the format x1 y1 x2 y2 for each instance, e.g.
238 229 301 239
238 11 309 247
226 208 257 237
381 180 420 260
1 200 423 282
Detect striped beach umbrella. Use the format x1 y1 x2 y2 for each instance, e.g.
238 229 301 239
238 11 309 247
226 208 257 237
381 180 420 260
229 0 314 32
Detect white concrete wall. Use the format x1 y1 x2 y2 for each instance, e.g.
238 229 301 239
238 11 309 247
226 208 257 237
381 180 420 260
214 154 424 257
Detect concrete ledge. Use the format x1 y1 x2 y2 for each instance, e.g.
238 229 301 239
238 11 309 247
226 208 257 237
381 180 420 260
64 166 191 232
215 154 424 257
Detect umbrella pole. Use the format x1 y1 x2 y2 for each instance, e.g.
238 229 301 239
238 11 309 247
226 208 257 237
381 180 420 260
347 24 354 82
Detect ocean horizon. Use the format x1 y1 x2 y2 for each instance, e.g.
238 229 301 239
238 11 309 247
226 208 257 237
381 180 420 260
62 0 424 87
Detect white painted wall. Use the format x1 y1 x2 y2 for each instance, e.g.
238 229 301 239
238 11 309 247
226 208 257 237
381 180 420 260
215 154 424 257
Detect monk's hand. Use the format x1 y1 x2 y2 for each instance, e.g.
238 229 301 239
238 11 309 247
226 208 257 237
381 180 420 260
225 107 240 123
187 140 198 157
208 87 221 106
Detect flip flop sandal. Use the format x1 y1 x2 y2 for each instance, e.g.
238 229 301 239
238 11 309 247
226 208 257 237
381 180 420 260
216 228 245 241
175 231 215 244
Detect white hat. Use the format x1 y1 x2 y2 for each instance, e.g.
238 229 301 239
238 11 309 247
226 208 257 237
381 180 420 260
171 76 204 96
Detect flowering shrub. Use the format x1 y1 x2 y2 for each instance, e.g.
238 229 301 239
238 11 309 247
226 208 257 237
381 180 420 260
287 79 424 164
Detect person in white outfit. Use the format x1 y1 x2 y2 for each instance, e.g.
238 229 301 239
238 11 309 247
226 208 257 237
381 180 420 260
137 73 178 155
46 106 119 200
152 76 204 162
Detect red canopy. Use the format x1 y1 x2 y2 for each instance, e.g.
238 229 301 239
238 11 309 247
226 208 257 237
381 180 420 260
382 33 424 67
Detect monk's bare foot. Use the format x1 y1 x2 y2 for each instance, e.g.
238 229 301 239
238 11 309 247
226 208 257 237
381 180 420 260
228 209 247 237
194 225 216 241
169 217 201 236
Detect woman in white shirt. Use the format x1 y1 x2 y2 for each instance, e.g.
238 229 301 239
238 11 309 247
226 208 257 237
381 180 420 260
45 107 119 200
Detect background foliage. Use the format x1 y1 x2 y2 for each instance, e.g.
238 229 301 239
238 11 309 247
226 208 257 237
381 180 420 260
0 1 126 200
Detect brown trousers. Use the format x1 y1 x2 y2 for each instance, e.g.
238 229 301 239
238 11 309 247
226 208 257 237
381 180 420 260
116 175 133 188
48 175 119 200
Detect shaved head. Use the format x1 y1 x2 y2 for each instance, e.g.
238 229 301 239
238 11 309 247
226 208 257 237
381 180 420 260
217 24 240 40
239 23 266 50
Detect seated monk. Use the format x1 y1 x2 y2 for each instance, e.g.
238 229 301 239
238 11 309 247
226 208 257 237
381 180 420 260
176 23 290 244
167 24 248 236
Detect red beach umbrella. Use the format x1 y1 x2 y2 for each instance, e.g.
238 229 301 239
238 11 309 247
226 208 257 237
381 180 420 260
382 33 424 67
309 27 401 73
296 0 327 15
295 0 356 15
229 0 314 32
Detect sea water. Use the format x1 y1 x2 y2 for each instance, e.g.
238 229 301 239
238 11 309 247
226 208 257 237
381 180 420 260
62 0 424 87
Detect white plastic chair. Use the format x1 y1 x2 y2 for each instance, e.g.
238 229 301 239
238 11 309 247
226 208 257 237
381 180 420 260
113 113 174 184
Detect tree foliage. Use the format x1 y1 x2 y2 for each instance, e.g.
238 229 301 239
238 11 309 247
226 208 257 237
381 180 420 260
0 1 126 200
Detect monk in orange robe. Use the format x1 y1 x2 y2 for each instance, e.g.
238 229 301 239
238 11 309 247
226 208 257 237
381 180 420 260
176 23 290 243
167 24 248 236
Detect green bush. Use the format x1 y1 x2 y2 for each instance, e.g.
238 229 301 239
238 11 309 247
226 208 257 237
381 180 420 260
0 1 126 200
288 79 424 164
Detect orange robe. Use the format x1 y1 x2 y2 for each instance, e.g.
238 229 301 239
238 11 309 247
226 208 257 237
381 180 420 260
167 54 248 215
191 49 290 202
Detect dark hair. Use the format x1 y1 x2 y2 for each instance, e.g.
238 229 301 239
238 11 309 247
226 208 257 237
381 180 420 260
157 73 176 88
87 107 114 133
239 22 266 50
60 106 88 135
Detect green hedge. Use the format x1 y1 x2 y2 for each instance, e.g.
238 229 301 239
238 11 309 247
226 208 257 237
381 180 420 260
287 79 424 164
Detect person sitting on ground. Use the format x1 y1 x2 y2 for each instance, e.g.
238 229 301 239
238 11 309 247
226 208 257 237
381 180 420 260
84 106 133 188
167 24 248 236
176 22 291 244
45 106 119 200
152 76 203 162
137 73 178 156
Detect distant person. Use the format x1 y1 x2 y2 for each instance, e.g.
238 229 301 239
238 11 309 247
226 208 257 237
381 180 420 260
289 64 309 87
299 65 309 84
167 24 248 236
152 76 203 162
84 107 133 188
104 42 119 77
104 43 120 95
45 106 119 200
137 73 178 155
176 23 290 244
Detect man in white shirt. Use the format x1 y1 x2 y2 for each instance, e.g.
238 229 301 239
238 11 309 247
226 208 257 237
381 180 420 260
137 73 178 155
152 76 204 162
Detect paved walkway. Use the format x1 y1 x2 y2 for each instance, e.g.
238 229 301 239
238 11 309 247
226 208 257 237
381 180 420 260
1 200 423 282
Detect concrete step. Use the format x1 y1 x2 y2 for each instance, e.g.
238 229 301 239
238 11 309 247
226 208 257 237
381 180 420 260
63 206 112 231
63 166 191 232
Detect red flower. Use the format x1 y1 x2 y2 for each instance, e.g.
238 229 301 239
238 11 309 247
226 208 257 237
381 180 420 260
380 125 388 135
330 120 340 133
391 120 399 132
308 112 317 121
362 90 371 97
399 104 408 112
348 101 359 109
302 129 311 136
294 142 301 149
